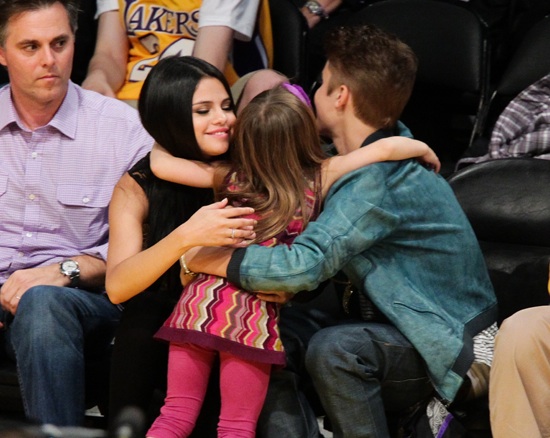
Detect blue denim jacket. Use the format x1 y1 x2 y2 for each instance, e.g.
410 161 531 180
228 134 497 402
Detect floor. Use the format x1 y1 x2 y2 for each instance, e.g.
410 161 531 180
84 407 335 437
0 400 335 436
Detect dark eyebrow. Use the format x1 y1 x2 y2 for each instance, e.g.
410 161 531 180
192 96 232 106
52 34 70 43
16 38 39 47
16 33 70 47
192 93 232 107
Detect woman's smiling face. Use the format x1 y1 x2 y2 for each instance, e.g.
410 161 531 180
192 77 236 159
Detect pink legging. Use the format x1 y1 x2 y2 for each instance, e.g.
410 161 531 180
147 343 271 438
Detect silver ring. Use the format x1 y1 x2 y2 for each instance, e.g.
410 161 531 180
15 296 20 300
231 228 236 239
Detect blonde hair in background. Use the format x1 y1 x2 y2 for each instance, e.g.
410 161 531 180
219 86 324 243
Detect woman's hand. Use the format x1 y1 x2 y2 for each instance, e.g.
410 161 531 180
229 224 255 248
178 198 256 249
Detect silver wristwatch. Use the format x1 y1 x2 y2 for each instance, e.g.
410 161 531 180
304 1 329 19
59 259 80 286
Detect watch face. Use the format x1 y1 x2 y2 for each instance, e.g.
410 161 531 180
307 2 320 13
62 260 79 272
306 1 327 18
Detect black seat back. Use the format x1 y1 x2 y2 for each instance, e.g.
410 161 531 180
448 158 550 323
268 0 309 87
350 0 491 170
482 14 550 138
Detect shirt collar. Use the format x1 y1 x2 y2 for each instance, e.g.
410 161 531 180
361 126 399 147
0 81 78 138
49 82 78 139
0 84 17 131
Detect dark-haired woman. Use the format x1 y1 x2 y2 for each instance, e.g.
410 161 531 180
105 56 255 433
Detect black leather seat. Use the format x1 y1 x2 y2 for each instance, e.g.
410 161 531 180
442 157 550 437
0 348 112 427
448 157 550 325
0 358 24 415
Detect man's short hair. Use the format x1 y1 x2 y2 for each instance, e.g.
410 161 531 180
0 0 80 47
324 24 418 129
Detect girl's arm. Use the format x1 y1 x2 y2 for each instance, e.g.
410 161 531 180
149 142 222 188
321 136 440 198
105 174 257 304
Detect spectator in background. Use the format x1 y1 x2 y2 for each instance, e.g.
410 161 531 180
81 0 273 107
0 0 152 426
456 72 550 169
0 0 97 86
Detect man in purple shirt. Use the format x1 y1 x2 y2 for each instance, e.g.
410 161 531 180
0 0 152 426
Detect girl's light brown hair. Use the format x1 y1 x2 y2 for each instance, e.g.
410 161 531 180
219 86 324 243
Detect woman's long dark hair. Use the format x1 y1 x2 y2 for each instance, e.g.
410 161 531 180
138 56 234 298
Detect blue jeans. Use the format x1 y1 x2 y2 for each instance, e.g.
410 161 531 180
306 322 433 438
257 363 321 438
257 283 433 438
2 286 121 426
257 283 353 438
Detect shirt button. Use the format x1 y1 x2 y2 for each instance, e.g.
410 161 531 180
26 232 32 238
18 252 24 257
31 152 38 159
28 194 36 200
82 196 90 204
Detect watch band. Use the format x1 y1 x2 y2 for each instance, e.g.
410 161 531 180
304 1 329 19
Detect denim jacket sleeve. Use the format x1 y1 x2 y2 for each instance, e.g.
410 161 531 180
228 164 400 292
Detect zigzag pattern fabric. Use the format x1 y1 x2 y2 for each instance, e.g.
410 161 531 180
158 273 285 365
155 177 319 366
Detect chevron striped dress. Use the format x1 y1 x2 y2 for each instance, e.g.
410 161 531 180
155 180 320 366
